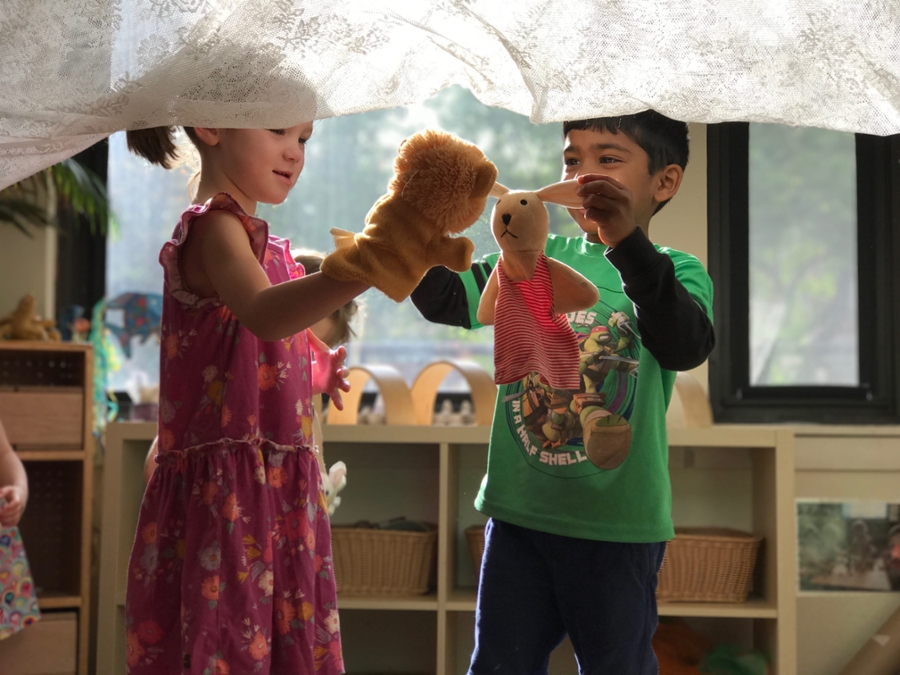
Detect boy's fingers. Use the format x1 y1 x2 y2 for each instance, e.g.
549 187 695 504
576 173 627 190
584 208 612 225
579 179 626 200
584 206 626 226
582 193 625 215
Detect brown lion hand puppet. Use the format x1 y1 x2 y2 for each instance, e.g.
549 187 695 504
321 129 497 302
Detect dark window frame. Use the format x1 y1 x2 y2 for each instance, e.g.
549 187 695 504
55 140 108 326
707 123 900 424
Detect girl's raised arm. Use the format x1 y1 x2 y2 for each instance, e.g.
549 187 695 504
188 210 369 341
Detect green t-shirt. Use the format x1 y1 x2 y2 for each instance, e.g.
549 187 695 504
464 234 714 543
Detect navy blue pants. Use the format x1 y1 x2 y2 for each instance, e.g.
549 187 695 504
469 519 666 675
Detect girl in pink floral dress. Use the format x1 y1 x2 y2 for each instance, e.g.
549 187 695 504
124 123 369 675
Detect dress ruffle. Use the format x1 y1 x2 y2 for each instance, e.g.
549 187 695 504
159 193 269 309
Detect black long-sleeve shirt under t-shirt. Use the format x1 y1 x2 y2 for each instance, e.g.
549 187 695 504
410 227 714 372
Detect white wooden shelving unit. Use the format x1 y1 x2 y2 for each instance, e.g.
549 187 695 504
97 421 796 675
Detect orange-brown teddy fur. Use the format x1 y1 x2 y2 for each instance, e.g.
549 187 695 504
322 128 498 302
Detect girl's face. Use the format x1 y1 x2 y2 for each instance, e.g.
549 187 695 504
212 122 313 206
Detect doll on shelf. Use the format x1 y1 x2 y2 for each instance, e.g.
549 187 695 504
0 418 40 640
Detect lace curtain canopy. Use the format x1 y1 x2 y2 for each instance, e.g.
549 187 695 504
1 0 899 190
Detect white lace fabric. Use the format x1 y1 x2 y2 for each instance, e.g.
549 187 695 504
2 0 899 189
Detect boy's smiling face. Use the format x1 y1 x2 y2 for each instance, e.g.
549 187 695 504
562 128 672 242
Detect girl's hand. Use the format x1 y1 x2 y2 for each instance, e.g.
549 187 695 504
0 485 27 528
307 331 351 411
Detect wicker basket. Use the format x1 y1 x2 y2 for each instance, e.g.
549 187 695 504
331 524 437 596
464 524 486 575
657 527 763 603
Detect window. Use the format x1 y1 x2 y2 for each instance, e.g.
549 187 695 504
106 86 578 397
708 123 900 423
748 125 859 387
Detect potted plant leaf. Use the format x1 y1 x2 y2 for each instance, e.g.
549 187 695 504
0 157 114 236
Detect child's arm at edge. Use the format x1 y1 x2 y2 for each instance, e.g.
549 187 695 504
605 227 714 372
0 419 28 527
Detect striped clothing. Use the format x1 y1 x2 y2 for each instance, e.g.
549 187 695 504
493 252 582 390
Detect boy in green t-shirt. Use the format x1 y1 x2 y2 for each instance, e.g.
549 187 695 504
411 111 715 674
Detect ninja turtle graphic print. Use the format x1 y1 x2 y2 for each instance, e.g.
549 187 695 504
502 295 639 475
472 234 713 543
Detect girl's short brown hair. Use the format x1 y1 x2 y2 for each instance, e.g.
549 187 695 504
126 126 201 169
293 249 359 347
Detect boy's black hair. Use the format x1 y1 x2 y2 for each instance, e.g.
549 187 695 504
563 110 689 213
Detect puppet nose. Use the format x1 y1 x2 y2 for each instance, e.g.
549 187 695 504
502 213 511 226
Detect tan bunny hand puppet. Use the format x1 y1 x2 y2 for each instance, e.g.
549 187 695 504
322 129 498 303
477 180 599 390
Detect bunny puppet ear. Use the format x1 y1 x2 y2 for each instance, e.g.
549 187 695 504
536 179 582 209
489 182 510 198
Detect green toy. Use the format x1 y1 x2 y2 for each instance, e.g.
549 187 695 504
700 644 769 675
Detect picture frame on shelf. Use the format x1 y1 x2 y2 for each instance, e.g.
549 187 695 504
797 499 900 592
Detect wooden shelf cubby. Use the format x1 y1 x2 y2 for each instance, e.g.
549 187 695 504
0 341 94 675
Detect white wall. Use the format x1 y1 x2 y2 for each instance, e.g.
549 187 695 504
0 174 57 321
652 123 708 265
0 222 56 321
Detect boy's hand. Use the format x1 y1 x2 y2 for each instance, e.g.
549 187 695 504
576 174 636 247
0 485 26 528
307 331 351 411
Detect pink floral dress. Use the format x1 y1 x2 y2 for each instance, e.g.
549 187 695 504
125 194 343 675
